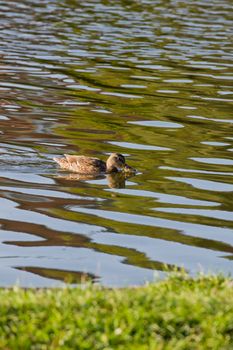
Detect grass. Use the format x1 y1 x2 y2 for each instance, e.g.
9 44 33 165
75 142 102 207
0 274 233 349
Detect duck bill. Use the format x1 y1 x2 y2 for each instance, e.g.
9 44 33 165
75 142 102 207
123 164 136 173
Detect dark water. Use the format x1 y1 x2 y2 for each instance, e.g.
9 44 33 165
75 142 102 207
0 0 233 287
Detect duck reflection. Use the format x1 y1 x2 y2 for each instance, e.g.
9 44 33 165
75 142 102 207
107 172 128 188
56 171 135 188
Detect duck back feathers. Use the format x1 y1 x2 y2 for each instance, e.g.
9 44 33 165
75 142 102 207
54 154 106 174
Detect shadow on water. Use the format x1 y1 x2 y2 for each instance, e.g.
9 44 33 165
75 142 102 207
0 0 233 286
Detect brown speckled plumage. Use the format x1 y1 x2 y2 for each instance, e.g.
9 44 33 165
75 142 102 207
53 153 134 175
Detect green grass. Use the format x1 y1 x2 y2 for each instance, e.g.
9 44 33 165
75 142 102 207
0 274 233 349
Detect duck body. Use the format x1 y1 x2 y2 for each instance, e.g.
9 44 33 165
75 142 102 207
54 155 106 174
53 153 132 175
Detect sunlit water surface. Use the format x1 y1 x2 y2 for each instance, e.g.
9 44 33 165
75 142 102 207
0 0 233 287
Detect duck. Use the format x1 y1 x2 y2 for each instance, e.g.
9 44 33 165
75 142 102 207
53 153 136 175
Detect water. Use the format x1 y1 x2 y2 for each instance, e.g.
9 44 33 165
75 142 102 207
0 0 233 287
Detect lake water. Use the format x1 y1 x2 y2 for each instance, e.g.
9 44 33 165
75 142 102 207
0 0 233 287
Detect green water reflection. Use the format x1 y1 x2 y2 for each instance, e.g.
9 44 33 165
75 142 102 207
0 0 233 286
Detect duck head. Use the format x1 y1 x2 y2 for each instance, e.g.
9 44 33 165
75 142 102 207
106 153 136 174
106 153 126 173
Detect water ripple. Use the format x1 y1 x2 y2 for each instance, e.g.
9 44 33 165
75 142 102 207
0 0 233 286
